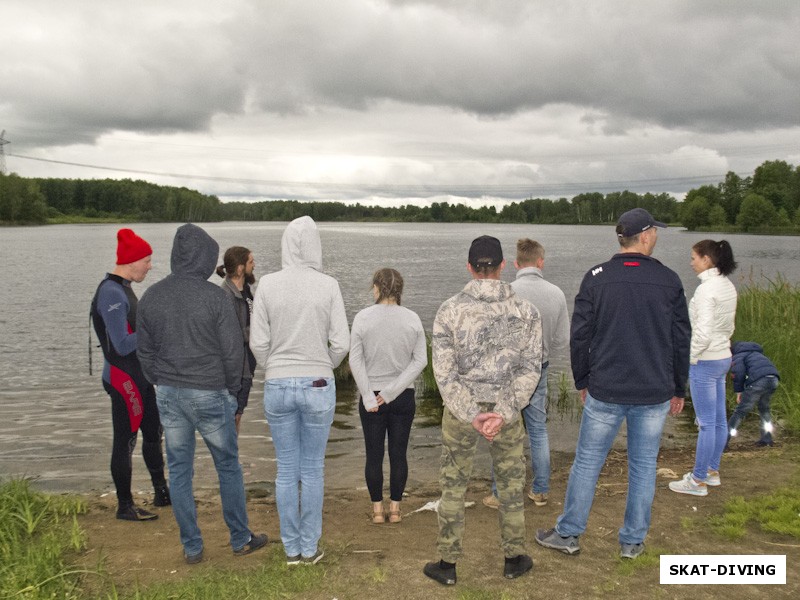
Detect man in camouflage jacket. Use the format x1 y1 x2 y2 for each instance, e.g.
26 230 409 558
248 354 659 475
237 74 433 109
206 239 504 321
424 235 542 586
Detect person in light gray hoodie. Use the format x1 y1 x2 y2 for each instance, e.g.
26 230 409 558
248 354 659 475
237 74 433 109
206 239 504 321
250 216 350 565
138 223 267 564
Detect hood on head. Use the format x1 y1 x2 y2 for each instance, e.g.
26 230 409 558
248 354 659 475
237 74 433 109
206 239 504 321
281 216 322 270
170 223 220 279
731 341 763 355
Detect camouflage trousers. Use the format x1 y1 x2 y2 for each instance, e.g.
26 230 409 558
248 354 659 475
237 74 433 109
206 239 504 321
437 406 527 562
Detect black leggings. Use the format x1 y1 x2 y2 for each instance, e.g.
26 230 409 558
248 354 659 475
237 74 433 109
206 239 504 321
359 388 416 502
105 381 166 506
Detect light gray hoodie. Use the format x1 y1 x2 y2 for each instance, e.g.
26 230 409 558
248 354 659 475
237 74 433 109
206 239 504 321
250 216 350 379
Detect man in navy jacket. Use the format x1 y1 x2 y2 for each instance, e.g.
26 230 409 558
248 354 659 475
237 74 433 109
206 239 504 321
536 208 690 560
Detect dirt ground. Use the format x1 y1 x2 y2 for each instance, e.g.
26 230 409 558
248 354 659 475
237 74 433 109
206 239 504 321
75 441 799 600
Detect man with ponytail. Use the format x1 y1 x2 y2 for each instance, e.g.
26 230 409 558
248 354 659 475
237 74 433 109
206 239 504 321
217 247 257 434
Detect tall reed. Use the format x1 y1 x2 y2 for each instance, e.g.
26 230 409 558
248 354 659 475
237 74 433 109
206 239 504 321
733 276 800 436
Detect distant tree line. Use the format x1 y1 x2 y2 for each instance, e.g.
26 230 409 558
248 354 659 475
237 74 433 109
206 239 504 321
0 175 222 224
679 160 800 232
1 159 798 232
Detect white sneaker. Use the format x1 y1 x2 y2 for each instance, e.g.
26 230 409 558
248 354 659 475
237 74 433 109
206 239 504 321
706 470 721 486
668 473 708 496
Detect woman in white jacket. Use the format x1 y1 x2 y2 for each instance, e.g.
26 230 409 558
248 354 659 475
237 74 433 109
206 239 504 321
670 239 737 497
349 268 427 524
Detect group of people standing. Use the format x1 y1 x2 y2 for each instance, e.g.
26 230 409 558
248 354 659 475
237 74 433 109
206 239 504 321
90 209 780 584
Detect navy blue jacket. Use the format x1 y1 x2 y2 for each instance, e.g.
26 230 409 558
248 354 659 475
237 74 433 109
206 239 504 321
730 342 779 393
571 253 691 405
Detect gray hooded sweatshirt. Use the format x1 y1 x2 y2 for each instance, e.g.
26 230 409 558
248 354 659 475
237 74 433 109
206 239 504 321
250 216 350 379
137 223 244 395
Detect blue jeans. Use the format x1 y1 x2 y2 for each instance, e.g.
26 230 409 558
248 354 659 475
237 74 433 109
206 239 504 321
491 365 551 495
264 377 335 559
728 376 778 443
689 358 731 481
156 386 250 557
555 393 670 545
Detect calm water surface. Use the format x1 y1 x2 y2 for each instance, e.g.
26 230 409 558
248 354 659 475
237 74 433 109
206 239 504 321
1 222 798 495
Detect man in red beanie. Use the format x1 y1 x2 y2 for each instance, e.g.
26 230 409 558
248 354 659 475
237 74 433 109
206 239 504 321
90 228 170 521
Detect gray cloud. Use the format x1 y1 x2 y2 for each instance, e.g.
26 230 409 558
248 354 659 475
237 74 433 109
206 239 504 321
2 0 799 201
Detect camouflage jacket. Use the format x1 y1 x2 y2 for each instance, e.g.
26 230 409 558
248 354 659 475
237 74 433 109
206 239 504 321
432 279 542 425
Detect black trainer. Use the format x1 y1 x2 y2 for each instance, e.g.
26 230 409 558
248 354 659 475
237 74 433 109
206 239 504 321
153 485 171 507
116 504 158 521
233 533 268 556
423 560 457 586
504 554 533 579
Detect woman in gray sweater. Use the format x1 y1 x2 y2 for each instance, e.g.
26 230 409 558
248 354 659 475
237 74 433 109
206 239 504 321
349 268 427 524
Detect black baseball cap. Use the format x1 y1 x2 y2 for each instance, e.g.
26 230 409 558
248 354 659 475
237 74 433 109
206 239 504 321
616 208 667 238
468 235 503 268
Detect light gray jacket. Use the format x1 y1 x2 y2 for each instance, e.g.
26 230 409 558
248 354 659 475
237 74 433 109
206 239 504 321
511 267 569 364
250 216 350 379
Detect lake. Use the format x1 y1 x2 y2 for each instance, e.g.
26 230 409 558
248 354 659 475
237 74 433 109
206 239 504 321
1 222 798 496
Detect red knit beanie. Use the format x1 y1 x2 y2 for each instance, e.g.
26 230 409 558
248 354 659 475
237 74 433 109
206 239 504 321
116 228 153 265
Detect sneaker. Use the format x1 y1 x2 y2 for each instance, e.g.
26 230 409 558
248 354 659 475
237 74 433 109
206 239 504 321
754 439 774 447
527 491 548 506
184 549 203 565
116 504 158 521
503 554 533 579
620 542 645 559
706 470 721 487
233 533 268 556
423 560 457 586
301 549 324 565
482 494 500 509
153 484 171 507
535 528 580 555
286 554 302 566
668 473 708 496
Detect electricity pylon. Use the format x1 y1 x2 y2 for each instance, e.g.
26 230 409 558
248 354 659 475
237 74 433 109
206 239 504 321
0 130 9 175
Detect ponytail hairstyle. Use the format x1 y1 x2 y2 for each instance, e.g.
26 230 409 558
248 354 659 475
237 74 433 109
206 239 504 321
692 239 737 276
217 246 252 278
372 268 404 305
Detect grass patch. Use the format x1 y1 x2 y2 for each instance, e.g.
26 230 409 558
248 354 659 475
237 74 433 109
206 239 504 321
615 546 664 577
709 487 800 539
109 550 326 600
0 478 91 600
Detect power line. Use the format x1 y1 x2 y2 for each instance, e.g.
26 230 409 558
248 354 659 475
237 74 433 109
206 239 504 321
7 151 735 197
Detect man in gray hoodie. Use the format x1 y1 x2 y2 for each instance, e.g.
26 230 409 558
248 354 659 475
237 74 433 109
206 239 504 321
137 223 267 564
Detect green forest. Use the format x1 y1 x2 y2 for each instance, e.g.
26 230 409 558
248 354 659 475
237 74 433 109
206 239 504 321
1 159 799 233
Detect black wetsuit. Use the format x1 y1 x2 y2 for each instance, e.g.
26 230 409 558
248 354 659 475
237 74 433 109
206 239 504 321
91 274 166 507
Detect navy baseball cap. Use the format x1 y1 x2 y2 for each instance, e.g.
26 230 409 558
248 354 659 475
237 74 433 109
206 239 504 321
616 208 667 237
468 235 503 268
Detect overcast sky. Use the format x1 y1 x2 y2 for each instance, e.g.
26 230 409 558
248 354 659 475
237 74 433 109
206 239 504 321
3 0 799 207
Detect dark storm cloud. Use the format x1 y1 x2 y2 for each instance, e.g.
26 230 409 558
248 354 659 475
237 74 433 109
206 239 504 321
237 0 800 130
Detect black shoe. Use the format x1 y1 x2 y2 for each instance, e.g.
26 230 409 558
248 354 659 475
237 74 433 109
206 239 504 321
184 549 203 565
116 504 158 521
153 485 171 507
754 439 774 447
504 554 533 579
423 560 456 586
233 533 268 556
